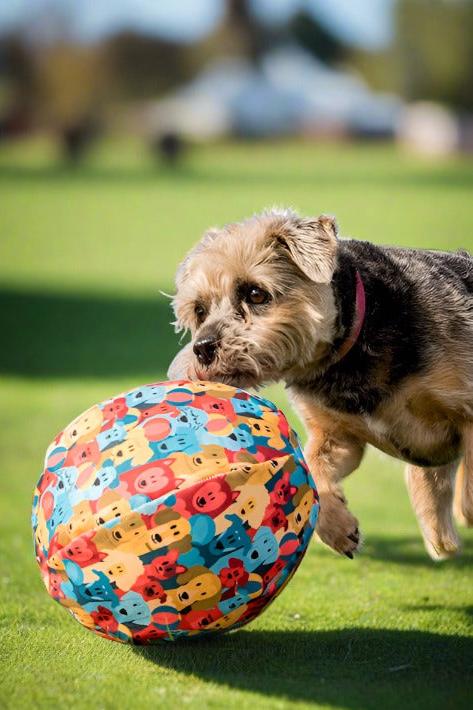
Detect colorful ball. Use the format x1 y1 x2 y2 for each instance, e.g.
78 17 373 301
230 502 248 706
32 380 319 643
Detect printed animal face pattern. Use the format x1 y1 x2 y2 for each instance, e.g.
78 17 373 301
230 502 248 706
32 381 319 643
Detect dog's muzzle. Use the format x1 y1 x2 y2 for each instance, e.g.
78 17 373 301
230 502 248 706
193 334 219 366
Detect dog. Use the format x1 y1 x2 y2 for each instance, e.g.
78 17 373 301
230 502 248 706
168 208 473 561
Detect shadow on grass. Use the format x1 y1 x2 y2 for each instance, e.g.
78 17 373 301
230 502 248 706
0 287 181 379
134 628 472 709
362 535 473 569
0 162 472 190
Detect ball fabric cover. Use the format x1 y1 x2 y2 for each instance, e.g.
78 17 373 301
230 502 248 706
32 380 319 643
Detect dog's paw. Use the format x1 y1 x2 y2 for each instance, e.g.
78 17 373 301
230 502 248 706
423 529 460 561
316 491 361 558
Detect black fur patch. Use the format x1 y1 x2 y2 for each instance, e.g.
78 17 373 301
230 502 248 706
292 240 473 417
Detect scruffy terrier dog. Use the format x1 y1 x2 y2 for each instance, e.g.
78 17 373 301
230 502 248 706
168 208 473 561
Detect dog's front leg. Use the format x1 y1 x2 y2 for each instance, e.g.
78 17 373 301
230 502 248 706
305 426 365 558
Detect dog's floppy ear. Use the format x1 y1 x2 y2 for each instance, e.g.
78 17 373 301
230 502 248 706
276 214 338 283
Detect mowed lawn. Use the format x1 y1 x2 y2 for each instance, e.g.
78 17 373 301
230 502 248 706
1 138 473 710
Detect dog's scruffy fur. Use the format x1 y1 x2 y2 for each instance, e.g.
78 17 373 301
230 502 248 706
169 208 473 560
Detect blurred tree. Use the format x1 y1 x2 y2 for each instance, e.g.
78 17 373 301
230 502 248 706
105 33 197 98
206 0 275 63
289 10 347 64
0 38 35 138
35 44 109 161
350 0 473 110
397 0 473 110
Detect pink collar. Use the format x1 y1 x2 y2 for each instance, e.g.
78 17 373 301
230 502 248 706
336 270 366 361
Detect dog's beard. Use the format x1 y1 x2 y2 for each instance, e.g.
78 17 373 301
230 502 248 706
197 340 269 390
170 287 334 390
194 315 318 390
167 338 263 388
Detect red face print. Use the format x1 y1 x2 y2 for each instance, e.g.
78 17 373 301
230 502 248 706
175 477 238 517
120 460 177 497
180 608 222 631
149 549 186 580
62 537 104 566
103 397 128 422
91 606 119 633
190 480 235 515
132 625 163 644
198 395 236 421
48 572 64 598
276 410 290 440
270 472 296 505
138 402 179 422
262 504 288 533
134 574 167 602
135 466 175 496
219 558 249 589
68 441 101 468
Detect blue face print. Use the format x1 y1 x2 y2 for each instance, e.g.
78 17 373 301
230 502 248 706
125 385 166 408
154 429 199 456
115 592 151 626
176 407 208 431
56 467 78 493
233 399 263 417
202 425 254 452
209 514 251 556
244 527 279 571
61 563 119 610
217 580 261 614
97 422 127 451
46 493 73 536
83 465 119 500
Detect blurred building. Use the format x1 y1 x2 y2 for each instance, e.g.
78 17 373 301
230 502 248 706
143 46 401 141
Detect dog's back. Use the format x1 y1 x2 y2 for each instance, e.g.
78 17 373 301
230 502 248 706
338 240 473 348
414 247 473 293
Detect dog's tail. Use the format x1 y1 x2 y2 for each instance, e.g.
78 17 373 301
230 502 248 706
454 460 473 527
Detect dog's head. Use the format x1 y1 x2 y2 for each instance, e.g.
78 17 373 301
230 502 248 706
171 208 338 388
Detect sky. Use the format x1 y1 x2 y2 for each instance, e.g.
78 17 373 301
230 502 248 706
0 0 395 50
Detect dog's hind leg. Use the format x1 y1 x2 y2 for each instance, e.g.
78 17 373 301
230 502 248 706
406 461 460 560
454 425 473 527
454 462 473 526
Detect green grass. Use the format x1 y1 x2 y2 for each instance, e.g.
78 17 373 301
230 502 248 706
1 138 473 709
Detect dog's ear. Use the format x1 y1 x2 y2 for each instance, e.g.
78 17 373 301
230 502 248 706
275 214 338 283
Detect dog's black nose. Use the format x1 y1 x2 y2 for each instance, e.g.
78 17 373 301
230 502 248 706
193 336 218 366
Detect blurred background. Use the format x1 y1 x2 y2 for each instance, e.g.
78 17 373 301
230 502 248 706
1 0 473 156
1 4 473 707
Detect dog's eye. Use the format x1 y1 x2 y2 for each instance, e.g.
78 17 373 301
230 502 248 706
194 304 207 323
243 285 271 306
